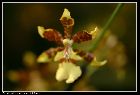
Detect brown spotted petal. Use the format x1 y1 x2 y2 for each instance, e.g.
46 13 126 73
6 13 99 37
60 8 74 27
43 29 63 45
60 17 74 27
72 31 92 43
37 47 64 63
75 49 94 62
60 8 74 39
60 17 74 39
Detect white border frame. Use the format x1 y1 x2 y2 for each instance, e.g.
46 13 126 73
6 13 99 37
2 2 137 93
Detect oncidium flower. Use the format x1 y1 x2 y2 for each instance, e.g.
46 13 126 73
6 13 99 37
37 8 107 83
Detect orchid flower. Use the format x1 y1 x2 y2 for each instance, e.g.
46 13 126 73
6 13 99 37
37 8 107 83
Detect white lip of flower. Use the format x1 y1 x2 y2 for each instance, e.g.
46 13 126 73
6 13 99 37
56 61 82 83
54 38 82 83
60 8 71 20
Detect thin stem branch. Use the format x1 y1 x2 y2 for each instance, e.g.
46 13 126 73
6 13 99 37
89 3 124 52
64 3 124 91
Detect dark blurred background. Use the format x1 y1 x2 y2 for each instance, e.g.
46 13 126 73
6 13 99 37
3 3 136 91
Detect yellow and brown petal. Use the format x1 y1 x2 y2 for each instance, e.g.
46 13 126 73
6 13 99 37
37 26 63 45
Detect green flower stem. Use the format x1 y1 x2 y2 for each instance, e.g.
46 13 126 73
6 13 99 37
90 3 124 52
65 3 124 91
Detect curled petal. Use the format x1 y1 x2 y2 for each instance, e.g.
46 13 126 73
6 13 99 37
72 27 99 43
88 27 99 39
60 8 74 26
90 57 107 67
37 26 45 38
72 31 92 43
60 8 71 20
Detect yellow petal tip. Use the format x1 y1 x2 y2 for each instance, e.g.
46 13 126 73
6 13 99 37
37 26 45 38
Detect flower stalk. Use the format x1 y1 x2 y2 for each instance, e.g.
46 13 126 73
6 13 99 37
90 3 124 51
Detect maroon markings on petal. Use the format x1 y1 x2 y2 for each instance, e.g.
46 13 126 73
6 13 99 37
60 17 74 39
59 58 78 63
85 53 94 62
43 29 63 45
60 17 74 27
72 31 92 43
74 49 94 62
